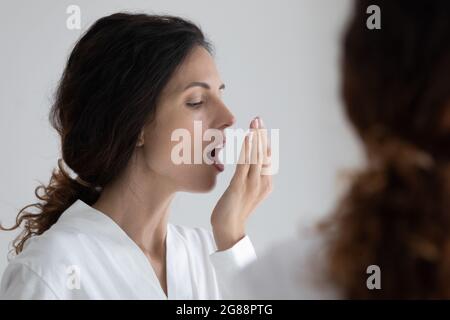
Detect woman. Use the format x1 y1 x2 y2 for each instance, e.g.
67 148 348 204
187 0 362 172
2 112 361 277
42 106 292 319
0 13 272 299
233 0 450 299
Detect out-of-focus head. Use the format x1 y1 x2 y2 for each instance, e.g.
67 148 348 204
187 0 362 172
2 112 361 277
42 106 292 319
322 0 450 299
342 0 450 162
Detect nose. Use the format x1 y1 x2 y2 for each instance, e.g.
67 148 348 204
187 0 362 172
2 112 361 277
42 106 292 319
214 99 236 130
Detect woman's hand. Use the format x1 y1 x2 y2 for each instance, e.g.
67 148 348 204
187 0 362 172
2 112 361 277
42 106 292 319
211 117 272 251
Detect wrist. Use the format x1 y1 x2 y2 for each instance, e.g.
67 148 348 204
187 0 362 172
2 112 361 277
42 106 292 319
212 222 246 251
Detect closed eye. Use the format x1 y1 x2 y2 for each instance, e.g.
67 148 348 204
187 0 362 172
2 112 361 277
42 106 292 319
186 101 203 107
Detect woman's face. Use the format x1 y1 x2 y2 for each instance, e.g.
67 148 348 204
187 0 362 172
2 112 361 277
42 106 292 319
139 46 235 192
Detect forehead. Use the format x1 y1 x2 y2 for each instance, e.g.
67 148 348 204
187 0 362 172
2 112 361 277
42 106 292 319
164 46 220 94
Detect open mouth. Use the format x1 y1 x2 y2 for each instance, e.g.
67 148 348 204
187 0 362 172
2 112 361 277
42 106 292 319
208 138 225 172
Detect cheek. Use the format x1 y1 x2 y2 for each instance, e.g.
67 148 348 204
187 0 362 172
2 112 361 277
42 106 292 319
141 114 217 192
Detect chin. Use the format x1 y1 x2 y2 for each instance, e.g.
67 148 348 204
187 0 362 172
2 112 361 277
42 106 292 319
175 165 220 193
193 176 217 193
184 172 218 193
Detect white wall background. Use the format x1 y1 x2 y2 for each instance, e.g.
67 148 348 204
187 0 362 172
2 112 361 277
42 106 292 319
0 0 362 277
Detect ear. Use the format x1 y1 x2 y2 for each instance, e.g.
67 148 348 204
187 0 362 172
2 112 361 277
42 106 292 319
136 129 145 147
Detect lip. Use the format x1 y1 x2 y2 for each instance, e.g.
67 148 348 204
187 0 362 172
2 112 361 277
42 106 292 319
212 137 225 172
213 162 224 172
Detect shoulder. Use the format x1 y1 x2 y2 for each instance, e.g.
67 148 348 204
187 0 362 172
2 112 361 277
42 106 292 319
13 224 90 268
2 223 93 295
0 260 60 299
0 226 79 300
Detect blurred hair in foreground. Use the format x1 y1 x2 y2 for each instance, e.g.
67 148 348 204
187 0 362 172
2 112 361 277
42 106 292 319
320 0 450 299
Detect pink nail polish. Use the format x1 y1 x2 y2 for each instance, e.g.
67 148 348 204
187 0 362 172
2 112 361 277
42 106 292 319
259 117 264 127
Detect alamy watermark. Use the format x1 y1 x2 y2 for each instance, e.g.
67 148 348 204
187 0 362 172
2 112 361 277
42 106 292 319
366 264 381 290
170 121 279 175
66 264 81 290
66 5 81 30
366 5 381 30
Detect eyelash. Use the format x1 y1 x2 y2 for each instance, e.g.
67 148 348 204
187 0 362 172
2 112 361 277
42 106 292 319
186 101 203 108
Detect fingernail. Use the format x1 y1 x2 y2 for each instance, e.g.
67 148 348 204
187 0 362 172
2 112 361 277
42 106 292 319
255 117 260 129
259 117 264 127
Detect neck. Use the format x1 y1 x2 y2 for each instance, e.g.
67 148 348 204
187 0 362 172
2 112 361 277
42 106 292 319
92 157 176 258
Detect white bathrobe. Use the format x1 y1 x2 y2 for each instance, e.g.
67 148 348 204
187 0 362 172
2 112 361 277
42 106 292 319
0 199 256 300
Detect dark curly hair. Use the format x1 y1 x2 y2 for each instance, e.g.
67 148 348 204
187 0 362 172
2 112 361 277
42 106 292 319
0 13 211 255
320 0 450 298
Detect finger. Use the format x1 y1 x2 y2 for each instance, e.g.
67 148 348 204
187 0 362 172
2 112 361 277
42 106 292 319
258 118 272 176
247 117 258 165
259 118 269 169
248 119 261 179
235 133 251 178
261 159 272 176
235 118 257 179
260 173 273 195
250 122 258 166
259 119 272 189
257 127 264 172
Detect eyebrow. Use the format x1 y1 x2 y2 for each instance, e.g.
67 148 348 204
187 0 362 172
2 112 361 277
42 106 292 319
183 81 225 91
